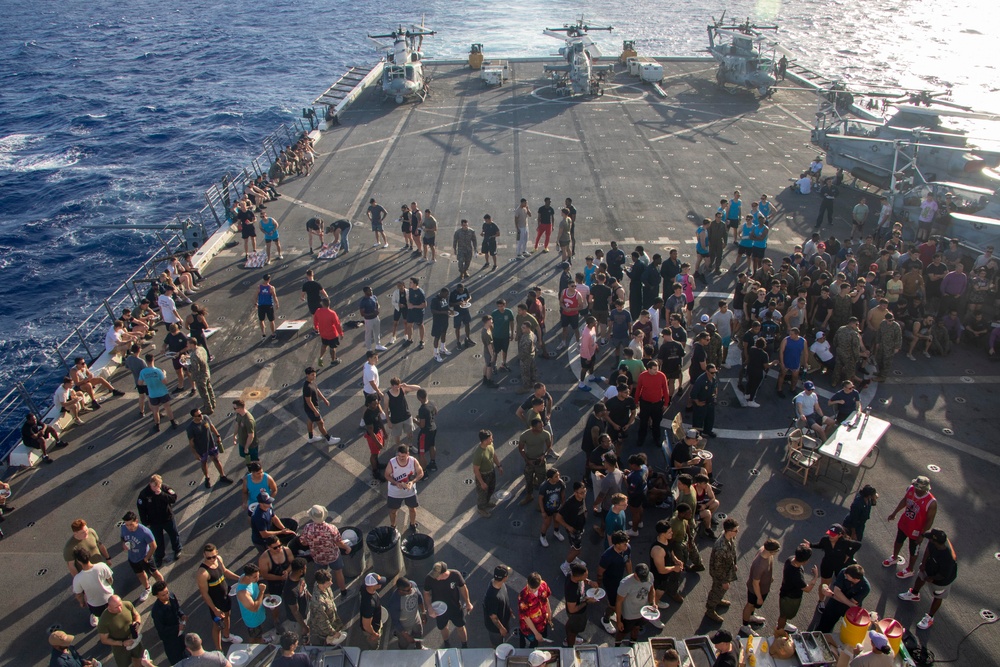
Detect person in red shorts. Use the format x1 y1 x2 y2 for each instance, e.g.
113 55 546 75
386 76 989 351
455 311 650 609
883 476 937 579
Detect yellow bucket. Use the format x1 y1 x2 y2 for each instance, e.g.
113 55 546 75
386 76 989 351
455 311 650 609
840 606 871 646
878 618 903 654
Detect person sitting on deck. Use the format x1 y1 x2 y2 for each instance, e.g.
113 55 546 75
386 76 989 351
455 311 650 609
119 308 152 340
105 320 140 358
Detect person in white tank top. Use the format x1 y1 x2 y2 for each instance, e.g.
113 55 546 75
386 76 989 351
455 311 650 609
385 446 424 532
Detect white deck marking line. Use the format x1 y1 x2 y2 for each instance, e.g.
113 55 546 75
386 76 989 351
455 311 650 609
348 108 414 217
280 196 348 220
741 117 811 133
771 102 815 130
649 115 746 142
415 105 580 143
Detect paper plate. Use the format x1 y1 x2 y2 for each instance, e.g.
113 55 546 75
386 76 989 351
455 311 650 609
495 643 515 659
0 489 11 498
697 450 714 460
229 650 251 666
262 595 282 609
431 601 448 614
123 636 141 651
585 588 607 601
459 303 471 308
228 586 238 597
640 605 661 621
328 630 348 646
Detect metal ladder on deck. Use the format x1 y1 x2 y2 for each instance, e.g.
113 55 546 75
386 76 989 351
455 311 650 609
313 66 372 107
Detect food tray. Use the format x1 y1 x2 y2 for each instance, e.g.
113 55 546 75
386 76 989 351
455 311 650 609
683 637 716 667
649 638 693 667
575 644 600 667
792 632 836 666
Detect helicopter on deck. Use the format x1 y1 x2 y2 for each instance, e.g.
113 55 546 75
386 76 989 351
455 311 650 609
368 22 436 104
812 83 1000 246
707 13 780 98
542 18 614 96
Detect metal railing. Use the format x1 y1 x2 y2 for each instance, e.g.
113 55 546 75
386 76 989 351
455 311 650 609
0 113 321 467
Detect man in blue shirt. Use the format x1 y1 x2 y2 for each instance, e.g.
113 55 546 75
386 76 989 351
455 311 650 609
250 492 295 552
138 353 177 434
828 380 861 424
358 286 387 353
120 511 164 603
259 210 282 264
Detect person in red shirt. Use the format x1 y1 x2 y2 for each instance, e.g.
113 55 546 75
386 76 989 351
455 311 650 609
558 285 584 351
313 298 344 367
517 572 552 648
883 476 937 578
634 360 670 447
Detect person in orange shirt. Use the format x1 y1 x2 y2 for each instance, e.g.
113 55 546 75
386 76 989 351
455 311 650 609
634 360 669 447
313 298 344 367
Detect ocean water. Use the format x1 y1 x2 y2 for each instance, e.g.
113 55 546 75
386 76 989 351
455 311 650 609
0 0 996 396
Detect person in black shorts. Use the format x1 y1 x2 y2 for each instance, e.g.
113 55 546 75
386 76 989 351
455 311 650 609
238 203 257 257
305 216 325 253
481 214 500 271
564 561 598 647
655 329 685 397
604 383 636 447
424 562 473 648
195 543 243 649
555 482 588 576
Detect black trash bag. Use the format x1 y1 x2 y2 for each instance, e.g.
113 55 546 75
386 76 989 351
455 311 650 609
402 533 434 560
366 526 400 554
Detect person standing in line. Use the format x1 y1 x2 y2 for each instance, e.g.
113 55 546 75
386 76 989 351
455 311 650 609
814 564 871 633
150 581 188 664
650 518 687 608
232 399 259 465
897 528 958 629
363 393 388 482
358 286 388 353
704 518 739 623
430 288 452 363
534 197 555 253
556 208 574 263
491 299 516 370
483 565 513 648
473 430 503 517
565 197 578 257
481 314 498 388
299 269 328 316
518 321 539 390
122 344 149 417
404 276 427 349
385 445 424 532
518 416 552 506
187 409 233 489
366 198 389 249
776 327 807 398
415 389 439 472
481 214 501 271
72 548 115 628
883 476 937 578
187 337 216 415
596 531 633 635
359 572 386 649
120 510 165 604
195 543 243 651
312 298 343 367
614 563 660 644
850 196 869 243
517 573 553 648
741 538 780 635
97 595 151 667
804 524 861 609
727 191 743 246
309 569 344 647
564 562 599 648
555 482 589 577
136 474 182 568
424 562 474 649
709 630 743 667
256 273 279 340
301 367 341 445
259 210 282 264
691 364 720 438
281 558 310 640
708 212 728 275
387 577 426 649
775 545 818 635
634 360 669 447
422 209 438 262
842 485 878 541
297 505 352 597
258 536 294 631
453 219 478 280
514 198 532 258
138 353 178 434
236 564 269 644
538 468 567 547
410 202 424 258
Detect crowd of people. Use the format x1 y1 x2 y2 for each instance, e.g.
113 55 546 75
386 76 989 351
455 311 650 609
21 172 983 667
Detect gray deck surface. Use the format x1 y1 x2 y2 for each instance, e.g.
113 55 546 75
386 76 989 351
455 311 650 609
2 60 998 667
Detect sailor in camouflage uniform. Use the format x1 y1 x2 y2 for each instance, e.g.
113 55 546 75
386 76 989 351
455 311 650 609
518 321 538 389
452 219 478 280
872 311 903 382
704 517 740 623
831 317 864 387
705 323 724 369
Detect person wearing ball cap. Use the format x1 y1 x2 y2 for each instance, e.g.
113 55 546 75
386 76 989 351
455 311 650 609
49 630 100 667
250 491 294 552
360 572 387 647
803 523 860 608
794 380 835 442
898 528 957 630
424 561 473 648
709 629 740 667
840 630 894 665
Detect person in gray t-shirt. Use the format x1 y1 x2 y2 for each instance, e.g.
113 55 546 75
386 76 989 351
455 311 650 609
615 564 656 643
387 578 425 648
122 345 149 415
